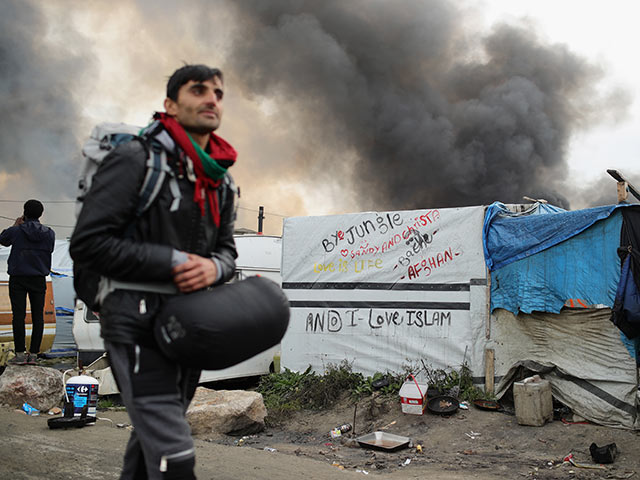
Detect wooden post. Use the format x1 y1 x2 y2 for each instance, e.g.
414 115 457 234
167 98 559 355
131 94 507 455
484 348 495 395
485 266 491 339
617 181 629 203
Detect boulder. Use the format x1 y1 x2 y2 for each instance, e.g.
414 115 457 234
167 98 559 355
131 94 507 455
187 388 267 436
0 365 64 411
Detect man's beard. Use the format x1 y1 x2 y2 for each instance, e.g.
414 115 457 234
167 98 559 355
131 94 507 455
187 123 218 135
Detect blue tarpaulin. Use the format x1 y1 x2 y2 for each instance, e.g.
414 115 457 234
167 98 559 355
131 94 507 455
483 202 623 271
490 209 623 314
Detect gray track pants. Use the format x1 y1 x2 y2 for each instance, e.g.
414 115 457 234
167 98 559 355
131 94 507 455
106 341 200 479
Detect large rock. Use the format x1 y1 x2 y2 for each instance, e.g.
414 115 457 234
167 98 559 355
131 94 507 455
0 365 64 411
187 388 267 436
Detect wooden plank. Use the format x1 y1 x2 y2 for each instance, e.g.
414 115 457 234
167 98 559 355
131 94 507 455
608 169 640 201
485 348 495 395
617 181 629 203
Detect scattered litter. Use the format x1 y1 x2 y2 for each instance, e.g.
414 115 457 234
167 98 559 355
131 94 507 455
403 458 411 466
459 401 469 410
331 462 344 470
49 407 62 415
563 453 606 470
589 442 618 464
415 444 423 454
330 423 353 438
380 420 397 430
561 418 590 425
473 399 503 411
357 432 410 452
237 438 245 446
355 469 369 475
96 417 114 427
22 402 39 416
116 423 129 429
610 472 636 479
263 447 277 453
465 431 481 439
372 377 389 390
462 449 476 455
342 437 360 448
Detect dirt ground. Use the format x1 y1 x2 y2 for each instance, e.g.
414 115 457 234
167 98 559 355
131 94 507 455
1 383 639 480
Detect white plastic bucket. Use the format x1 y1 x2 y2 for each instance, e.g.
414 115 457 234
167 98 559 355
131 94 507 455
65 375 99 417
399 375 428 415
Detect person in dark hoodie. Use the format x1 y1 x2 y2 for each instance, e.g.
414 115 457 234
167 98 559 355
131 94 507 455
0 199 55 365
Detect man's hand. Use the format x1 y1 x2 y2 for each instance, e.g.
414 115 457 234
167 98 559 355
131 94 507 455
172 253 218 293
14 216 24 226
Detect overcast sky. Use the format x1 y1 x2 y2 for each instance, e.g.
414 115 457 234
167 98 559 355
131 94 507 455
0 0 638 238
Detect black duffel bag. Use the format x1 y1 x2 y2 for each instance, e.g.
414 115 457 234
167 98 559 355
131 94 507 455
154 276 290 370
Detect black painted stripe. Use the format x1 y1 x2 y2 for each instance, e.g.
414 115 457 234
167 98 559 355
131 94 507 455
289 300 470 310
283 282 483 291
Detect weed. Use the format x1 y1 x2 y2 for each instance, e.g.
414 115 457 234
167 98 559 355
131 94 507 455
256 358 491 425
257 361 410 424
422 363 488 401
97 395 125 411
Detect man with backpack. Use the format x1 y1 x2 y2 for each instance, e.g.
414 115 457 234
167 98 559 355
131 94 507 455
0 199 55 365
70 64 238 479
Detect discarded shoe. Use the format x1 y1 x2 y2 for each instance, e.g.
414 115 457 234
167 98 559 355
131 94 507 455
589 442 618 464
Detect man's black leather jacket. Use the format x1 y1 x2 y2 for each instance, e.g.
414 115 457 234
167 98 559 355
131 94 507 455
69 135 237 343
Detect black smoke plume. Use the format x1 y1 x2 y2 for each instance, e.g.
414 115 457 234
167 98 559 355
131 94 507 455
224 0 629 210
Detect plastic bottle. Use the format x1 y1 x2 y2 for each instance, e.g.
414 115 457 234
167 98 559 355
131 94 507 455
330 423 352 438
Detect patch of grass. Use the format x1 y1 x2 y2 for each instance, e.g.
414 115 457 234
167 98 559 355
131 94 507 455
256 361 409 425
257 359 491 424
97 395 125 411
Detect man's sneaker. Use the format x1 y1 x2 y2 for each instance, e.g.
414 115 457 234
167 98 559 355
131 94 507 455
25 353 38 366
8 352 28 365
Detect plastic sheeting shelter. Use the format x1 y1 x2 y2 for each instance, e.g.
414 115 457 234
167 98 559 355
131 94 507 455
281 206 489 381
484 202 639 429
281 203 640 429
491 308 638 429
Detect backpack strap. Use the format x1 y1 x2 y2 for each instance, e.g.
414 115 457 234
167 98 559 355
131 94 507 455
136 139 182 216
218 173 239 221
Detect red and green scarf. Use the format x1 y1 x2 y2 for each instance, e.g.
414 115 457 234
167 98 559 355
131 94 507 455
156 112 237 226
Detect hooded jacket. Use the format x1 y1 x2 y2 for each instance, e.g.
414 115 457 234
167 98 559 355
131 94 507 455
0 219 55 276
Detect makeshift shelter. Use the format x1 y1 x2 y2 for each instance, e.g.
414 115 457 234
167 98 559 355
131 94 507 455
483 202 639 429
281 206 488 380
280 202 640 429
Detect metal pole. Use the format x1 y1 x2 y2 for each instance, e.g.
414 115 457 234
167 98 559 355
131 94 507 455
258 206 264 234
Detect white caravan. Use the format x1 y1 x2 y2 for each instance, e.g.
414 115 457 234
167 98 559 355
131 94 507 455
73 234 283 385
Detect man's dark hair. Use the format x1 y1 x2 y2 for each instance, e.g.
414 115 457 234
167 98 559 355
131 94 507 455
23 199 44 220
166 64 223 101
